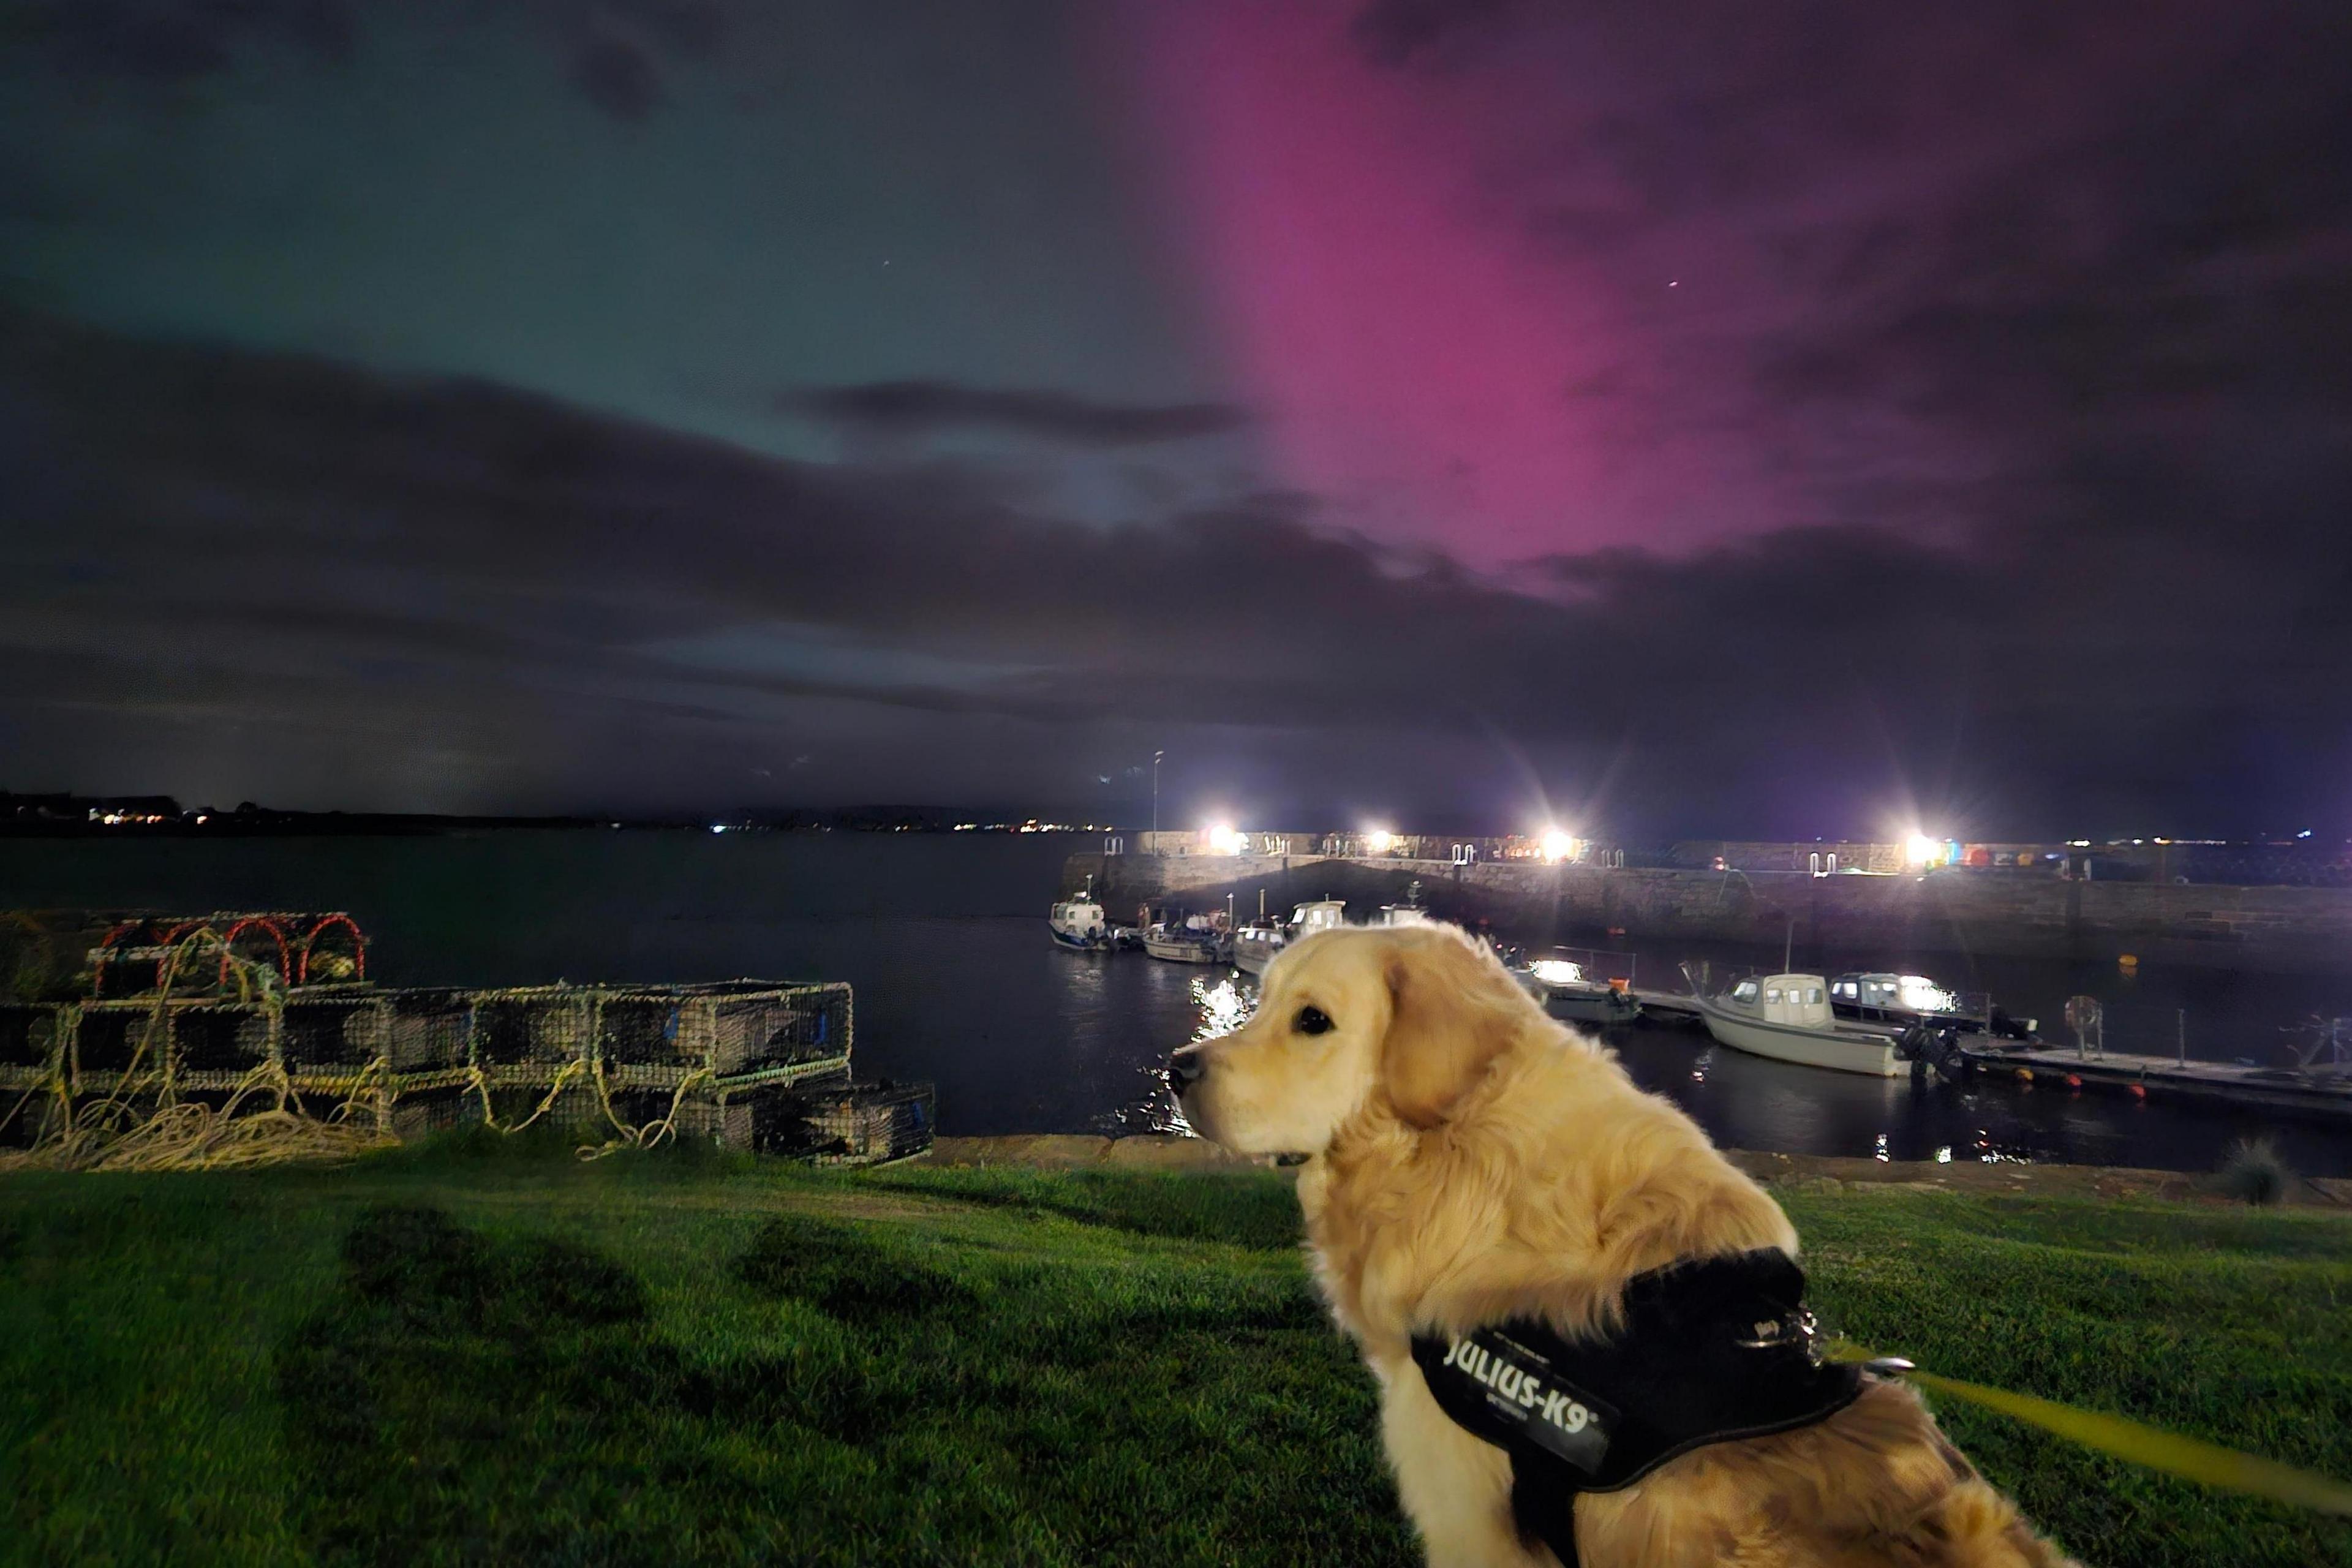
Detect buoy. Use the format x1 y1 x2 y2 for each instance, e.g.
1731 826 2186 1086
2128 1083 2147 1099
2015 1068 2034 1082
2065 1073 2083 1089
2119 953 2139 973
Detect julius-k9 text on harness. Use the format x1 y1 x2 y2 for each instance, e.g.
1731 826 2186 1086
1409 1249 1863 1567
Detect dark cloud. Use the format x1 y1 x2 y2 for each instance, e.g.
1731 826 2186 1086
1349 0 1518 67
4 308 2348 834
4 0 722 120
778 381 1248 448
13 0 355 81
1318 0 2352 574
571 31 661 122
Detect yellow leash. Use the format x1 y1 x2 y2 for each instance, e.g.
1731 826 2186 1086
1833 1346 2352 1517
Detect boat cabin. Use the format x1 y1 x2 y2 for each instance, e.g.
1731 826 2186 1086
1830 973 1961 1015
1050 900 1105 937
1725 973 1833 1028
1289 900 1347 937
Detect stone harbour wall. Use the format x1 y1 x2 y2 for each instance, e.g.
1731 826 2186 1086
1063 853 2352 974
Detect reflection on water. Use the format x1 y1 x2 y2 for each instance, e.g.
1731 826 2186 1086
1114 974 1261 1139
1192 975 1255 1043
1597 1021 2347 1175
2 831 2344 1176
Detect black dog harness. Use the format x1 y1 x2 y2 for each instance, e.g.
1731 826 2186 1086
1409 1250 1861 1567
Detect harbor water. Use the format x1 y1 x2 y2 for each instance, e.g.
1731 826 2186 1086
2 832 2346 1176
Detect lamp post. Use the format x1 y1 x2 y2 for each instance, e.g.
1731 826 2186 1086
1151 750 1164 853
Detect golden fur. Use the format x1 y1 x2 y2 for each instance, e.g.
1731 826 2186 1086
1175 923 2078 1568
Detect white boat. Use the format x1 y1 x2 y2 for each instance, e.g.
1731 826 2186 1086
1233 899 1347 976
1516 950 1643 1025
1047 895 1110 951
1694 973 1901 1076
1143 919 1229 965
1374 881 1434 927
1231 919 1285 976
1829 972 2037 1040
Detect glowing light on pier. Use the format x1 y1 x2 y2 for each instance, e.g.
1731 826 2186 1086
1540 828 1575 863
1207 823 1245 854
1365 829 1396 854
1904 833 1943 868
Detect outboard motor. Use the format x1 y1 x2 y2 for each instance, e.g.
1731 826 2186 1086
1928 1026 1968 1084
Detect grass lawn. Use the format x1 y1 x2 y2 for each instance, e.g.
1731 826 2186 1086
2 1141 2348 1567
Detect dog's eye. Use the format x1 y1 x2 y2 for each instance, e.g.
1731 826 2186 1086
1293 1005 1334 1036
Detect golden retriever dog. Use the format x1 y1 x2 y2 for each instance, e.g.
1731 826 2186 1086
1172 922 2075 1568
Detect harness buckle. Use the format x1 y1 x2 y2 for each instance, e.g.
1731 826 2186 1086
1734 1307 1825 1364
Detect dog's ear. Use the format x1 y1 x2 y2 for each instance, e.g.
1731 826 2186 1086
1379 933 1525 1130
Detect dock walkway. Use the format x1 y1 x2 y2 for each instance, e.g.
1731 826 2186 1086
1960 1041 2352 1120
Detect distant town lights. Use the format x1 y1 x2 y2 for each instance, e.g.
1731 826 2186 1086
1540 828 1575 863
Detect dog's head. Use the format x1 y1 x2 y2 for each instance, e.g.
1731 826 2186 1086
1170 922 1538 1158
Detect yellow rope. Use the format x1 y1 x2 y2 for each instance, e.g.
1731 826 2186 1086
576 1058 716 1160
466 1054 589 1134
0 931 396 1174
1833 1344 2352 1516
2 938 745 1170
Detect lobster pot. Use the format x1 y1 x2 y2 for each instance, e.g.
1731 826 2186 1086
73 1002 170 1079
169 1002 275 1085
0 1002 61 1075
0 911 122 1003
388 1083 484 1142
472 989 592 1069
585 1082 746 1145
692 983 853 1076
756 1079 934 1166
0 1087 64 1149
386 990 473 1072
282 993 386 1076
481 1083 603 1134
596 992 690 1071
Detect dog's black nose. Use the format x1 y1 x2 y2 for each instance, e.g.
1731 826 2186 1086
1166 1050 1205 1095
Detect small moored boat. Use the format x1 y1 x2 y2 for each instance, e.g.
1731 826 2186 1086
1694 973 1901 1077
1515 948 1643 1026
1047 894 1110 951
1234 898 1347 976
1374 880 1434 928
1143 916 1230 965
1830 973 2037 1041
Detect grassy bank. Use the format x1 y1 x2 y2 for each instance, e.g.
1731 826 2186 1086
3 1145 2348 1567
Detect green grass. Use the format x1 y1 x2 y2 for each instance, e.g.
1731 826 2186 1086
0 1146 2346 1567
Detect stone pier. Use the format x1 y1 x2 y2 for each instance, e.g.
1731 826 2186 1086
1063 851 2352 974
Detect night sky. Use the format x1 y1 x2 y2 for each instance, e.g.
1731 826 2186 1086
4 0 2349 840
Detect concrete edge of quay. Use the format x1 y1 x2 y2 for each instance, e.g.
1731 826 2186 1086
919 1133 2352 1208
1060 850 2352 974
